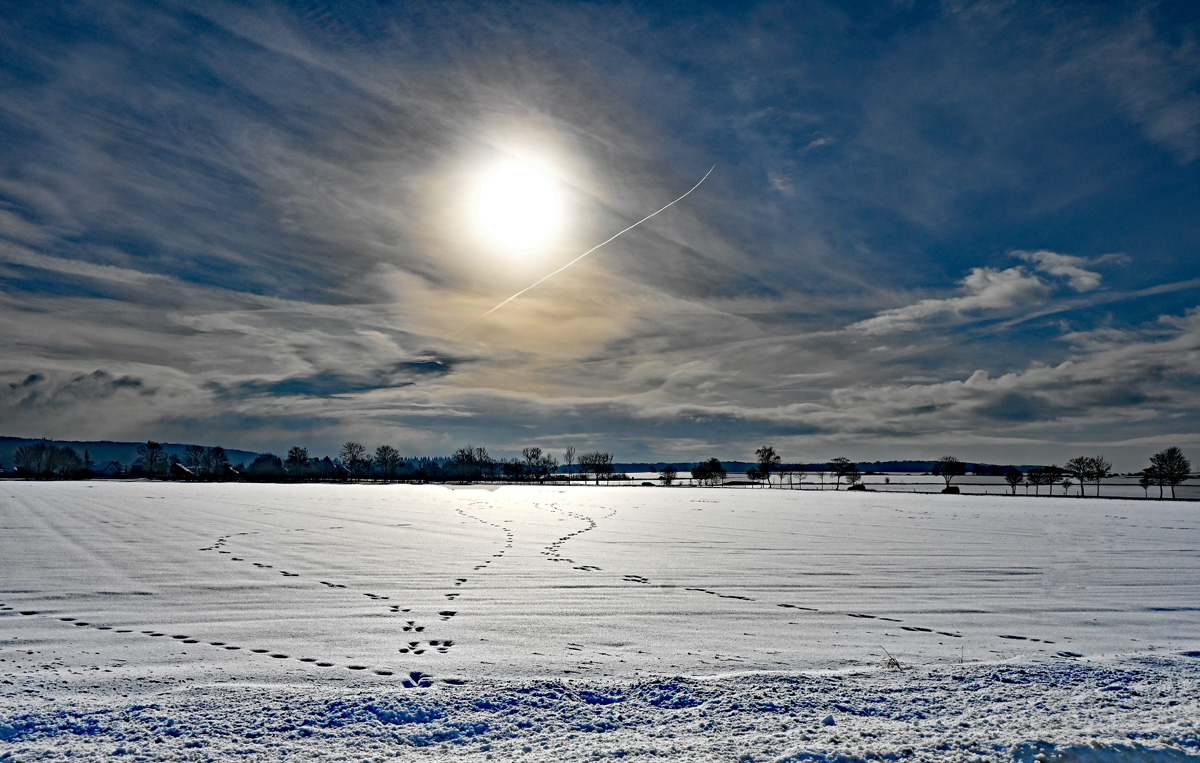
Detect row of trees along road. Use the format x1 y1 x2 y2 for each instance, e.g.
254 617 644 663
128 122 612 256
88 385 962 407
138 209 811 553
665 448 865 489
712 448 1192 498
1001 449 1190 499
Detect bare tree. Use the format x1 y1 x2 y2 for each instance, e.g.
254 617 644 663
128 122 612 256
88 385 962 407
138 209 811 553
1027 466 1054 496
13 443 49 476
137 441 167 478
452 445 480 482
1148 447 1191 500
1088 455 1112 497
746 466 766 487
579 451 615 485
521 447 543 476
473 446 494 480
374 445 401 481
202 446 229 478
1138 472 1153 498
658 466 677 486
1003 467 1024 495
789 466 806 490
184 444 207 475
827 457 857 490
286 446 309 480
501 458 524 481
537 453 558 482
562 446 576 479
932 456 966 492
338 441 368 480
755 446 781 488
1063 457 1091 496
691 458 726 487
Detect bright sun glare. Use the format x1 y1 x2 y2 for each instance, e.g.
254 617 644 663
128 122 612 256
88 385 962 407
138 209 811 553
475 163 561 251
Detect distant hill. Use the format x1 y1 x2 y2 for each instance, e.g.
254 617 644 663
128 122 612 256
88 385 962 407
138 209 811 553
0 436 263 469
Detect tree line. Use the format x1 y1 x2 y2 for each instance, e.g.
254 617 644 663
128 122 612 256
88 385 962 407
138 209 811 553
4 438 1192 499
678 447 1193 499
246 442 620 485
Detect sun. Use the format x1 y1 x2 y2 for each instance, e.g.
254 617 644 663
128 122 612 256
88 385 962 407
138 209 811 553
474 162 561 251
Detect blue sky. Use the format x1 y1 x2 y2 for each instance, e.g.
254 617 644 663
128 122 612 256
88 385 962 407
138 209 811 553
1 0 1198 468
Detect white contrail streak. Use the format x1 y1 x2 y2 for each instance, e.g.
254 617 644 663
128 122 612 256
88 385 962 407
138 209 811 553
454 166 714 335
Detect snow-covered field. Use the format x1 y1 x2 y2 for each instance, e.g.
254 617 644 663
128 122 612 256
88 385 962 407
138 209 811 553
2 482 1198 761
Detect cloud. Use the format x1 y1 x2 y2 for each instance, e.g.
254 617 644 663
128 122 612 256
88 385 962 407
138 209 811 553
1013 250 1105 292
0 369 176 440
828 307 1200 438
851 266 1050 334
850 249 1126 335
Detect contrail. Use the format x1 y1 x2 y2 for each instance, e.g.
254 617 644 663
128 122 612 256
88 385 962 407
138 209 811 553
454 166 714 335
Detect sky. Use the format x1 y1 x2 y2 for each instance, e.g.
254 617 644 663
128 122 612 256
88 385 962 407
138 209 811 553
1 0 1198 469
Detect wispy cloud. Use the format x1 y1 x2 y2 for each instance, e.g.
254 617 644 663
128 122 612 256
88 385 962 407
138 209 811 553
851 265 1050 334
1013 250 1106 292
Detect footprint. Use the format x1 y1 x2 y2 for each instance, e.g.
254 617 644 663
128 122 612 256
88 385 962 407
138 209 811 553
998 634 1027 640
316 661 333 667
402 671 433 688
901 626 932 632
1057 651 1083 658
299 658 317 663
347 665 367 670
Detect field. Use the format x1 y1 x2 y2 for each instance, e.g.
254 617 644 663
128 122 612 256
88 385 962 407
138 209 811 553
2 482 1198 761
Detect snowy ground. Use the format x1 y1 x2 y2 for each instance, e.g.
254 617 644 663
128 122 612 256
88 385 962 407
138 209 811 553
2 482 1198 761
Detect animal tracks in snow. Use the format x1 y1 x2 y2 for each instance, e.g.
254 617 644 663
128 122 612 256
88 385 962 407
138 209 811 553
7 605 450 686
195 525 477 661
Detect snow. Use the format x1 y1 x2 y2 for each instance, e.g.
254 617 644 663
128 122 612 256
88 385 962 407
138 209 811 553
2 482 1198 761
